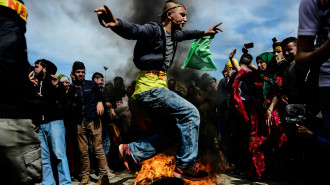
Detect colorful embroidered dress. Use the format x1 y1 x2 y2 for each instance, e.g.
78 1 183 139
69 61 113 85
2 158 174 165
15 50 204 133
232 52 288 178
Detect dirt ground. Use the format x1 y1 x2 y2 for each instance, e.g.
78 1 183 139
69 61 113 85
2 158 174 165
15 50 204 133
71 170 294 185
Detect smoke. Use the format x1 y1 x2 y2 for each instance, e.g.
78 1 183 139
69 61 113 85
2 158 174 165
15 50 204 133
129 0 166 24
26 0 203 86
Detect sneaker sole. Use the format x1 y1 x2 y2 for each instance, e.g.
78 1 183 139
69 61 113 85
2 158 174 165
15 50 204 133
119 144 132 172
173 171 209 181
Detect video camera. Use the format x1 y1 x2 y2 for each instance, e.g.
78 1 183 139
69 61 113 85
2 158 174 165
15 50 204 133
282 104 308 126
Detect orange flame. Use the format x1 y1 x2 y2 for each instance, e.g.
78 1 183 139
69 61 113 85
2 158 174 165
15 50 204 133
134 153 221 185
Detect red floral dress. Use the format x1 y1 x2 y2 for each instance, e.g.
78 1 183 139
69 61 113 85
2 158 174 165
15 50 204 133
232 69 288 179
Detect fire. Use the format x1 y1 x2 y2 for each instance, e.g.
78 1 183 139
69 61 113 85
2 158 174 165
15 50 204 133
134 153 220 185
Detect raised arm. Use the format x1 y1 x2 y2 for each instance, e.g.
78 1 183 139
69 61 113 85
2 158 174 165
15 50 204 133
229 49 241 71
204 22 223 36
94 5 119 28
94 5 153 40
173 22 223 42
296 36 330 69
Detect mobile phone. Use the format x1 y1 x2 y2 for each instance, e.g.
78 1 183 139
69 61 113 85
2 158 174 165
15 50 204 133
272 37 278 43
244 42 254 48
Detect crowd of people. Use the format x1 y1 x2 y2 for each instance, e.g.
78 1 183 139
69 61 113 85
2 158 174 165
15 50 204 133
1 0 330 184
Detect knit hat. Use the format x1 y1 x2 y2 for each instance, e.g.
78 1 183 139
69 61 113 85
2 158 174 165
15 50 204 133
35 59 57 75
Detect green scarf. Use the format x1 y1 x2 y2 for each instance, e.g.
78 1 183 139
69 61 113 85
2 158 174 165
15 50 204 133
256 52 274 65
256 52 281 100
182 36 217 71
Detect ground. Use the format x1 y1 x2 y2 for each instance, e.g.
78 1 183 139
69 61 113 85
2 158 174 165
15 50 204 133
70 170 294 185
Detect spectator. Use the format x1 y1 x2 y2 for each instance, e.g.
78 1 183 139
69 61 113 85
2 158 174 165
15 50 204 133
31 59 72 185
228 48 255 176
217 68 229 111
59 74 80 180
216 61 237 167
280 37 305 104
127 86 133 98
92 72 105 89
185 85 197 106
109 76 131 143
60 76 71 92
0 1 42 184
66 62 109 185
92 72 112 163
296 0 330 182
272 37 285 65
250 52 287 179
168 78 186 97
211 77 217 91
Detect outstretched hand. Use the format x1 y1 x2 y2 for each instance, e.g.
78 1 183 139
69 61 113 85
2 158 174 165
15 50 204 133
205 22 223 36
94 5 119 28
229 49 237 59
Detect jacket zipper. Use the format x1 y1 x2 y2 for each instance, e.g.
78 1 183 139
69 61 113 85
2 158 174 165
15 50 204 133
80 87 85 125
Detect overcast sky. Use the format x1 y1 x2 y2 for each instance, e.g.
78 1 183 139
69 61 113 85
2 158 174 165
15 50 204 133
24 0 300 85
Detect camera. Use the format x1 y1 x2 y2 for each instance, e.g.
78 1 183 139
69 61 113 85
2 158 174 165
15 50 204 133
284 115 306 125
282 104 307 126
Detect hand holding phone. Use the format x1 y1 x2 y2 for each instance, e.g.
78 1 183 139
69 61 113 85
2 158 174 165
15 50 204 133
244 42 254 48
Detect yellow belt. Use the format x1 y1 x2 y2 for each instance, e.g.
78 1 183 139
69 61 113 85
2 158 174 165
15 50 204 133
0 0 27 22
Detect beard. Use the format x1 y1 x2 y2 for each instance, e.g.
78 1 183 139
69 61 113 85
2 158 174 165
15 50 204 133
35 70 45 80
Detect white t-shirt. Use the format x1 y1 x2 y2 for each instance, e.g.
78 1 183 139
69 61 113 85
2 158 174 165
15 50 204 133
298 0 330 87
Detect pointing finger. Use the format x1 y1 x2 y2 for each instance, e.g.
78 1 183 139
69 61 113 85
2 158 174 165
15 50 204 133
214 22 222 27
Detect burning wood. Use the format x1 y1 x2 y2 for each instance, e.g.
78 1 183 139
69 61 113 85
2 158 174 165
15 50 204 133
134 153 221 185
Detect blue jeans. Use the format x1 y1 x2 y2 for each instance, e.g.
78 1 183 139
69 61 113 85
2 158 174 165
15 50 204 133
102 122 111 161
129 87 200 168
38 120 72 185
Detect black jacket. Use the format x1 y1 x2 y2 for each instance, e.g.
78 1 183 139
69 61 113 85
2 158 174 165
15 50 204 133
0 3 42 119
111 19 205 71
36 77 66 124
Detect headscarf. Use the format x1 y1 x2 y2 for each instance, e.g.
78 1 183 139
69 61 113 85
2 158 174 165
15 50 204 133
60 76 70 83
256 52 274 65
256 52 281 100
